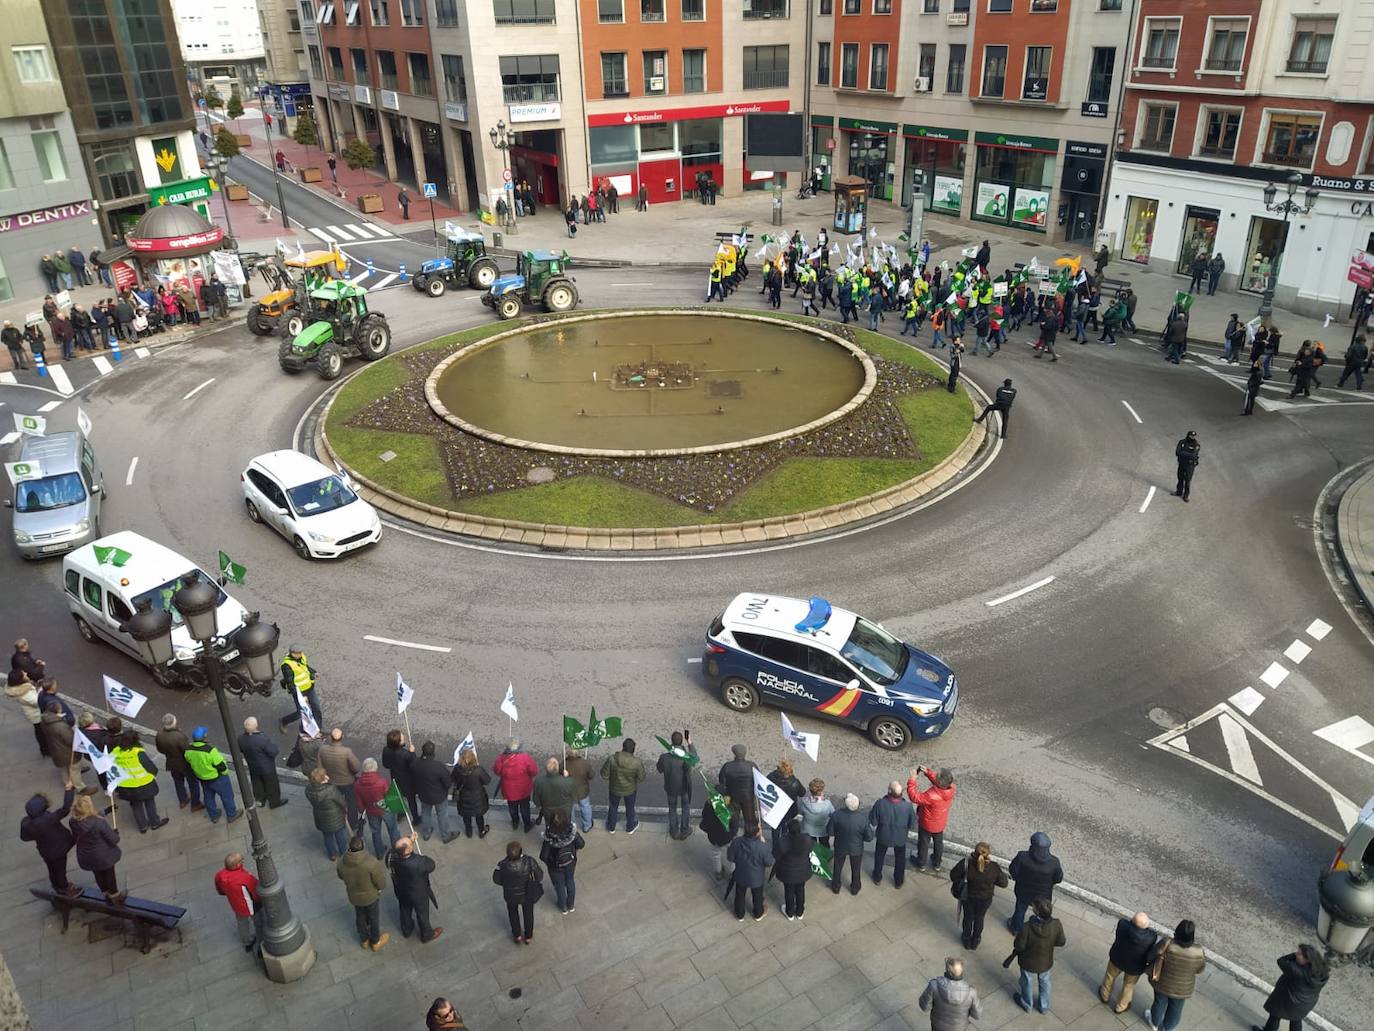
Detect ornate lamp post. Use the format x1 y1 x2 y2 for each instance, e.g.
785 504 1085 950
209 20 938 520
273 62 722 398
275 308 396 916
123 586 314 983
1258 171 1319 318
204 152 235 246
488 119 518 235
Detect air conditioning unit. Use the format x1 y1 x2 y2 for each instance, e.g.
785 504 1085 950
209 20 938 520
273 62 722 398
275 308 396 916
649 76 665 92
913 76 931 92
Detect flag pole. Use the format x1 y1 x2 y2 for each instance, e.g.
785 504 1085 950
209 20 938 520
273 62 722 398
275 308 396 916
403 708 413 746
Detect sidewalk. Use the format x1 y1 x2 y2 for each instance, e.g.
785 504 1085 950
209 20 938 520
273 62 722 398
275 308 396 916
1336 459 1374 615
0 703 1335 1031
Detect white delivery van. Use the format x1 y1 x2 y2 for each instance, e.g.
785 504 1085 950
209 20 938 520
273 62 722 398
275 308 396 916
62 531 248 689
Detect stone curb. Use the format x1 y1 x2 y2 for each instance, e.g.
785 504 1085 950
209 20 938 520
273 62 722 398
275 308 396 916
1333 458 1374 616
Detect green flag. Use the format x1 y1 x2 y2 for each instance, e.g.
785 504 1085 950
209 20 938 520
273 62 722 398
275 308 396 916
380 779 407 816
564 715 596 750
1173 290 1195 313
654 736 700 767
93 545 131 567
700 771 731 827
218 550 247 585
808 842 834 879
588 706 623 741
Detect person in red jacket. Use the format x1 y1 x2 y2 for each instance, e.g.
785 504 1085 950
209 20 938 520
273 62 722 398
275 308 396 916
492 740 539 832
214 852 261 952
906 766 956 873
354 758 401 859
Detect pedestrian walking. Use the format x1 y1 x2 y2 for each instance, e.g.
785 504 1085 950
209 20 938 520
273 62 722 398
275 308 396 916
539 810 584 914
950 841 1006 950
1147 920 1206 1031
214 852 262 952
727 821 773 921
70 794 124 903
657 730 698 839
774 817 813 921
1165 313 1189 363
111 730 167 833
827 793 873 895
451 749 492 838
1206 253 1226 295
1094 244 1110 278
186 726 241 825
1243 361 1264 415
797 778 833 847
1011 899 1067 1014
238 717 285 808
975 239 991 273
531 756 577 825
906 766 954 872
21 784 80 897
867 288 884 331
637 182 649 211
280 646 323 730
1336 336 1367 390
1007 831 1063 932
974 378 1017 440
306 767 350 859
2 320 29 369
1252 945 1328 1031
1034 309 1058 361
1173 431 1201 502
355 758 402 857
608 181 619 213
869 780 917 887
413 741 458 844
337 834 390 952
389 836 443 942
398 187 411 220
493 840 543 943
1224 314 1245 363
601 738 646 833
564 202 578 238
319 727 360 824
1100 912 1158 1015
6 669 45 756
946 340 963 394
327 155 337 182
492 740 538 832
275 149 286 172
919 956 982 1031
381 729 418 823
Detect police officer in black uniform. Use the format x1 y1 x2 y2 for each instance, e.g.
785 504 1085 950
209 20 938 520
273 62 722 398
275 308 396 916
974 378 1017 439
1243 361 1264 415
1174 431 1201 501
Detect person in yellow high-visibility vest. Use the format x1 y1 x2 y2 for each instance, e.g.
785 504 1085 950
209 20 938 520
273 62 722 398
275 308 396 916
111 730 168 833
278 646 322 731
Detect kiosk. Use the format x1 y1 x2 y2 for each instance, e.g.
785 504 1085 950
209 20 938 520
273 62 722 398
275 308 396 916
832 176 867 235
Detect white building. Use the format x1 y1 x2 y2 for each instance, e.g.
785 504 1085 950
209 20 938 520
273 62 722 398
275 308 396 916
173 0 268 97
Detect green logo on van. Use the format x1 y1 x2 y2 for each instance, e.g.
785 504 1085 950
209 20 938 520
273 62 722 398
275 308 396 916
93 544 132 567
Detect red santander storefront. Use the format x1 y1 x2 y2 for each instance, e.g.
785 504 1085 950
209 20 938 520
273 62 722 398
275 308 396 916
587 99 791 206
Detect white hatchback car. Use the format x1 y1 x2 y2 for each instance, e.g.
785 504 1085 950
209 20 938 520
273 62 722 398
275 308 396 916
241 450 381 559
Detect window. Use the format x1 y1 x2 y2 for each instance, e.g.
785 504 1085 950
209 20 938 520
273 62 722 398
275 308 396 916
0 140 12 190
732 632 806 671
352 47 370 86
640 122 674 154
806 646 853 684
598 0 623 20
843 0 859 11
32 130 65 182
953 0 968 10
434 0 459 25
1142 20 1180 69
108 593 133 623
1264 113 1322 166
840 42 858 87
683 0 704 19
874 0 892 11
981 45 1007 97
744 0 789 17
369 0 388 24
683 49 706 93
328 46 345 79
1099 0 1121 8
400 0 423 25
924 0 938 10
317 1 335 23
1206 19 1247 72
743 45 789 89
1086 47 1114 103
493 0 556 24
643 50 666 92
1199 109 1241 158
300 0 316 25
442 54 468 104
308 45 325 80
1287 17 1335 74
500 54 560 102
82 578 102 611
816 42 830 85
1139 102 1175 150
1023 45 1050 99
819 0 832 12
642 0 665 21
988 0 1011 12
870 43 889 90
1030 0 1056 9
918 43 936 84
64 569 79 599
601 52 628 96
408 52 432 96
12 45 53 83
946 44 965 92
375 50 395 90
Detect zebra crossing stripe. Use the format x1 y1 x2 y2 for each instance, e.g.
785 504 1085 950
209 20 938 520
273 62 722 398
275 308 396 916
1306 619 1332 641
38 400 62 413
93 356 113 375
356 223 395 239
46 362 74 396
348 271 370 285
134 346 150 358
0 372 15 385
0 431 18 446
307 227 333 242
372 273 399 289
327 224 358 240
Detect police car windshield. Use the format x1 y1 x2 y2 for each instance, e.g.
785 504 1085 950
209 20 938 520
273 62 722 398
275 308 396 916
132 569 227 628
287 476 357 517
840 618 908 686
15 473 86 512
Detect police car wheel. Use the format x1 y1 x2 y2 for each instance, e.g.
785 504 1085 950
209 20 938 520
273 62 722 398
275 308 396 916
720 678 758 713
76 617 97 644
868 717 910 751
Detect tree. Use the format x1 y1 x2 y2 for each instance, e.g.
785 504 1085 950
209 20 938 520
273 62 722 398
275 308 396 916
203 84 223 111
342 137 376 176
226 85 244 128
292 110 318 162
213 127 240 159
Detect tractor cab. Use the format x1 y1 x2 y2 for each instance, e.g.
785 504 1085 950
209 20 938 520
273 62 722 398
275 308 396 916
247 248 349 336
414 225 499 296
279 280 391 381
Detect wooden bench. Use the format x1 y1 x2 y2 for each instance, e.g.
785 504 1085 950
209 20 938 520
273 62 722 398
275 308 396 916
31 885 186 954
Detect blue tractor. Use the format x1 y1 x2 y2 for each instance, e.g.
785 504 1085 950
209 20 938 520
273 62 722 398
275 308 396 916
413 226 500 297
481 250 578 320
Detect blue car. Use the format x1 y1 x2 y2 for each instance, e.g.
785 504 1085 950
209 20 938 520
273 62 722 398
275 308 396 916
702 593 958 750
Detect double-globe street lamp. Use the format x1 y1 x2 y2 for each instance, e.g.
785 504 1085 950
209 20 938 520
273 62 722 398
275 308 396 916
203 151 235 247
488 119 518 235
1258 170 1320 318
124 580 315 982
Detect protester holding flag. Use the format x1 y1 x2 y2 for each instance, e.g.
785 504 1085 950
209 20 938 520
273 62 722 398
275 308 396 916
826 794 872 896
726 822 773 921
20 784 80 897
287 727 324 777
306 767 351 859
214 852 262 952
156 714 201 811
774 817 814 921
600 738 646 834
382 730 419 824
355 758 402 857
531 757 577 825
563 749 595 833
493 741 539 832
69 794 124 904
451 750 492 839
186 726 241 825
538 810 585 915
699 783 735 882
655 730 698 840
40 699 84 791
766 758 805 851
413 742 459 844
493 841 544 944
797 778 834 848
279 647 322 729
869 781 917 888
389 837 443 943
238 717 286 810
111 730 167 833
950 841 1008 951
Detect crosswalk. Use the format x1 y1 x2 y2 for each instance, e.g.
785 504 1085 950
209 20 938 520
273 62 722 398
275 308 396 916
0 344 154 397
307 222 399 246
1189 355 1374 411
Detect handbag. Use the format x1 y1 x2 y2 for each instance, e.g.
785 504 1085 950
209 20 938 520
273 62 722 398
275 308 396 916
1148 939 1171 985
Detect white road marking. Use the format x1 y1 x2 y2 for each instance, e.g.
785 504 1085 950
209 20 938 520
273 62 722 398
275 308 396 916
92 356 113 375
1169 735 1190 753
1120 400 1143 424
611 283 655 287
308 227 334 242
1283 639 1312 664
134 346 150 358
125 456 138 486
985 575 1055 608
686 657 702 664
1306 618 1332 641
348 271 370 285
0 431 19 446
355 223 396 239
182 378 216 401
38 400 62 412
327 224 358 240
361 634 452 653
1259 662 1289 689
1314 716 1374 767
372 273 399 290
0 372 15 385
1229 687 1265 716
1219 712 1262 785
1139 485 1156 513
46 363 73 396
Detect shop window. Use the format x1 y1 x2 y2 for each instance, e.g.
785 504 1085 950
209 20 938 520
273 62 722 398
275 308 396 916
32 130 65 183
1198 109 1241 158
1287 17 1335 74
1122 197 1157 262
0 254 12 304
12 45 54 83
643 51 667 93
684 49 706 93
980 45 1007 98
501 55 560 104
0 140 12 191
1243 217 1288 293
442 55 468 105
946 45 965 92
308 46 325 80
683 0 705 19
816 43 830 86
369 0 388 24
590 124 637 164
743 45 789 89
1177 206 1219 271
328 47 345 80
679 119 721 162
840 43 858 88
1022 46 1050 100
905 137 966 212
408 52 432 96
598 0 623 21
1205 19 1247 72
918 44 935 85
848 131 892 199
640 122 675 154
1141 19 1179 70
744 0 789 17
870 44 889 90
988 0 1010 12
642 0 665 21
1138 102 1175 151
601 52 628 97
1263 112 1321 167
375 50 395 90
1086 47 1114 104
492 0 556 24
973 144 1053 230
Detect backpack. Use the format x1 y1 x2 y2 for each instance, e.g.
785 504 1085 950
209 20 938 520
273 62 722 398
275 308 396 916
555 840 577 868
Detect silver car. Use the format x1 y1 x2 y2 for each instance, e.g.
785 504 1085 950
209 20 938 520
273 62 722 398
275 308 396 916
6 431 103 559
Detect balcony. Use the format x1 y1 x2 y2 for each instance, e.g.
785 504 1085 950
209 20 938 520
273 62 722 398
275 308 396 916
743 0 789 18
1140 56 1174 69
1285 59 1327 74
1136 136 1172 152
1197 145 1234 158
743 70 789 89
1262 150 1314 167
1203 58 1242 72
502 82 560 104
380 73 397 90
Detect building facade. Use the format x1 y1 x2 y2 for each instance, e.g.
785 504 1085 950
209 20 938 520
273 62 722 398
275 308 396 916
172 0 268 97
0 0 98 302
1101 0 1374 315
258 0 309 88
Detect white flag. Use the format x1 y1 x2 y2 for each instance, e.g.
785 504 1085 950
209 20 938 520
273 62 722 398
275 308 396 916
396 672 414 714
103 674 147 718
452 731 476 765
500 682 518 722
295 688 320 738
73 727 102 758
103 752 131 795
753 767 794 830
89 747 116 778
780 713 820 763
14 413 45 436
77 408 92 438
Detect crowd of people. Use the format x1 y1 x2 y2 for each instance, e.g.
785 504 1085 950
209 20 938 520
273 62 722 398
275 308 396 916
38 248 113 293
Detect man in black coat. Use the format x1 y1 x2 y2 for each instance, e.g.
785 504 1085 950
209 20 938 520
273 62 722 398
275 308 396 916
11 639 46 682
20 786 80 896
1254 945 1328 1031
717 744 758 829
827 792 874 896
412 741 458 843
699 794 734 881
388 837 442 942
974 378 1017 439
1337 336 1368 390
1243 362 1264 416
1100 912 1157 1014
657 731 699 840
1007 831 1063 932
1173 431 1201 502
238 717 285 808
381 730 419 823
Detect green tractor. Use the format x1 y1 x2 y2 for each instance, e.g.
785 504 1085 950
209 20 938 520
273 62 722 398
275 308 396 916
278 281 391 380
413 225 500 297
481 249 578 320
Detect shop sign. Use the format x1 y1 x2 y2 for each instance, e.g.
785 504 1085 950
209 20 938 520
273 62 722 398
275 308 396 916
0 200 92 234
1066 140 1107 159
444 101 468 122
112 260 138 291
1308 174 1374 193
328 84 350 101
810 114 835 127
380 90 400 111
975 131 1058 153
1349 265 1373 288
152 137 182 184
587 98 789 127
1081 102 1109 118
838 116 898 135
1351 200 1374 216
903 123 969 143
280 83 312 96
946 11 968 24
354 84 372 104
509 102 561 123
128 226 225 253
149 177 213 207
1022 78 1048 102
1353 251 1374 270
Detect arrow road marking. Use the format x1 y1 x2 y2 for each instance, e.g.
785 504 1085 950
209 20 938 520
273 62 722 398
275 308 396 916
1314 716 1374 767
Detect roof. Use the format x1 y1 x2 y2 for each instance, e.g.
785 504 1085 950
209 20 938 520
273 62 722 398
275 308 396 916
65 531 204 587
527 250 564 262
248 449 336 490
720 593 857 650
128 203 215 241
309 280 365 300
286 250 346 268
18 431 82 465
445 227 484 243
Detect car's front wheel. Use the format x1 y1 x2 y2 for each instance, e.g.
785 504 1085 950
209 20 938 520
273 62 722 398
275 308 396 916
76 617 98 644
720 677 759 713
868 716 911 750
292 535 312 560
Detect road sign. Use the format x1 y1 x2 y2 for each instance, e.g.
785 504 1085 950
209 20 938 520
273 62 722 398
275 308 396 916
502 168 513 183
422 181 437 199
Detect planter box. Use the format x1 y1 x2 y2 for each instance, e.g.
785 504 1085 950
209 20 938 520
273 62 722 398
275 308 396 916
233 134 251 147
357 193 384 214
299 166 323 183
225 183 250 202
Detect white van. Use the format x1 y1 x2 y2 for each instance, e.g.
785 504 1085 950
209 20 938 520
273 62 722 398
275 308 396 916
62 531 248 689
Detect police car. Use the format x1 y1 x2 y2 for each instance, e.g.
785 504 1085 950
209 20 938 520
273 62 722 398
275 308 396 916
702 593 958 750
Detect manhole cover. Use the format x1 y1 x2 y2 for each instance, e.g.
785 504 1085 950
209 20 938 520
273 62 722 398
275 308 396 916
707 380 741 397
526 466 556 484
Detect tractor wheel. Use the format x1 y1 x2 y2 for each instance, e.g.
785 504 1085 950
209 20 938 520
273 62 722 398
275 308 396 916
279 312 306 340
468 259 498 289
246 305 270 335
356 315 392 361
277 337 302 373
543 281 578 313
426 276 446 298
413 275 428 293
315 342 344 381
497 296 521 320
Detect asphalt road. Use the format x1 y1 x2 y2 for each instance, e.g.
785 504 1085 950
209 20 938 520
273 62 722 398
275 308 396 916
3 267 1372 1025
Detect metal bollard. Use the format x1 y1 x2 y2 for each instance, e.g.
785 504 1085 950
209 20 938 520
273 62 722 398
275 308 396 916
33 351 47 378
111 338 122 362
367 258 374 279
399 262 407 284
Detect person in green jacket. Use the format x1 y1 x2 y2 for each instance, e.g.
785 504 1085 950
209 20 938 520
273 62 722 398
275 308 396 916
600 739 646 834
336 835 390 951
529 757 577 825
186 727 241 824
51 251 74 290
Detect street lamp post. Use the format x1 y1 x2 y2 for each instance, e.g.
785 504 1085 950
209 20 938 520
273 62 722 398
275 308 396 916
1258 170 1319 319
488 119 517 236
205 153 235 247
124 587 315 983
261 102 292 230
